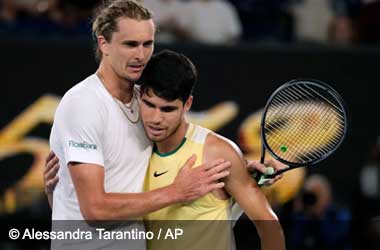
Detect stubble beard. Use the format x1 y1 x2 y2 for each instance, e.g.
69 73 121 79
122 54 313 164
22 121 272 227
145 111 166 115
151 119 182 144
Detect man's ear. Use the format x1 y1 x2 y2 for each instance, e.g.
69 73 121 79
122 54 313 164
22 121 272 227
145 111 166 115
184 96 193 111
98 36 109 56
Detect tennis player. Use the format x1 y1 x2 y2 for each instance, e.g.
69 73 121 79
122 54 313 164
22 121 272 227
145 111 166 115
44 1 284 250
47 1 231 249
140 50 285 250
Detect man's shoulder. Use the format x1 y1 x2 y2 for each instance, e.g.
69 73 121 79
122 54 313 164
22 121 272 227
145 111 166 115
63 74 100 98
54 74 109 124
205 132 229 150
60 74 107 109
188 123 211 143
204 131 243 161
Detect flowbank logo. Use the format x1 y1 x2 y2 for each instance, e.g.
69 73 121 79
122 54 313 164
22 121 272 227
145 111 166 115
68 140 97 150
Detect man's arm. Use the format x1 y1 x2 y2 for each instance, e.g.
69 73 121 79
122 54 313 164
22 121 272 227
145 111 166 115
44 151 59 208
204 134 286 250
69 155 230 221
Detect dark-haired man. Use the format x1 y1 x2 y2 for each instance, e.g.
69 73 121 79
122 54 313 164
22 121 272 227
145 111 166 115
140 50 285 250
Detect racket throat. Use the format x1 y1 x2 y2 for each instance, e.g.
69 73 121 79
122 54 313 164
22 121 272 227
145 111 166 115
260 144 266 164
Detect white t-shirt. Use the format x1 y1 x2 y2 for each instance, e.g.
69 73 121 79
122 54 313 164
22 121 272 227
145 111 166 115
181 0 242 45
49 74 152 249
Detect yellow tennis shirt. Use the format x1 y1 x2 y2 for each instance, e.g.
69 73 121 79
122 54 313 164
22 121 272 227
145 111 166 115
143 123 234 250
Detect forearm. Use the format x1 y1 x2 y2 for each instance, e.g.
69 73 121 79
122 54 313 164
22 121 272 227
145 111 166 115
254 219 286 250
231 185 286 250
81 184 180 220
71 158 230 221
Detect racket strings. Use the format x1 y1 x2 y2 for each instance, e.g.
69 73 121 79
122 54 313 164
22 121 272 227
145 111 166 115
296 85 346 147
264 83 345 164
266 107 342 163
290 84 345 142
296 84 346 125
269 91 344 144
268 84 345 134
268 96 344 155
271 84 345 123
267 97 344 162
303 84 345 114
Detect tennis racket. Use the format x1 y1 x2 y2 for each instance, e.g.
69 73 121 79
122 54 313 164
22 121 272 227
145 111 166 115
254 79 348 185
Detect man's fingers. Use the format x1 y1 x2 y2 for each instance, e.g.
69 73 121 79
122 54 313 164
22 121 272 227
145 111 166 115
52 176 59 185
207 182 225 192
263 174 283 186
273 174 283 182
247 160 267 173
45 156 59 173
208 170 230 182
45 163 59 180
46 176 59 193
45 151 55 164
47 176 59 186
202 158 227 171
182 154 197 170
264 159 288 171
204 160 231 176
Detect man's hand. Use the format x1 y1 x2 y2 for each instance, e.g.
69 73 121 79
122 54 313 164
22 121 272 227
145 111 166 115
44 151 60 195
171 155 231 202
247 159 288 186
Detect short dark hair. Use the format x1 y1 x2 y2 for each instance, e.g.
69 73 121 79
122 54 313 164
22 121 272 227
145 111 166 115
92 0 152 61
140 50 197 103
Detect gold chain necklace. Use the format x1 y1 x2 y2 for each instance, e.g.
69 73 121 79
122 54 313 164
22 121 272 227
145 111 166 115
97 71 140 124
113 94 140 124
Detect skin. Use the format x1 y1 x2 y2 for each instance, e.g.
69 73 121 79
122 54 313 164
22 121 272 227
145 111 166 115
96 17 155 103
140 89 192 150
139 91 286 250
45 17 233 220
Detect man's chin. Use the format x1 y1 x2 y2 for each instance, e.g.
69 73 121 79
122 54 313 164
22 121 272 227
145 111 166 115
124 74 141 83
126 72 142 82
148 135 165 143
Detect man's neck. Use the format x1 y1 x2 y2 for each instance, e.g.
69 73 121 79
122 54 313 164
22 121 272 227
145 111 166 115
156 121 189 154
97 62 134 104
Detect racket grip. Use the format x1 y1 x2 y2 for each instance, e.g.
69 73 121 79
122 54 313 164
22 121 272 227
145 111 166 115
253 167 276 186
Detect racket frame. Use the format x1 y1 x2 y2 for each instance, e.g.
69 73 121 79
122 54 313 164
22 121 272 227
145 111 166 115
259 78 348 177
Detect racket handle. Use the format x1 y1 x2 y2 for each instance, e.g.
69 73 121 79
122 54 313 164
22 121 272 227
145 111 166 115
253 167 276 186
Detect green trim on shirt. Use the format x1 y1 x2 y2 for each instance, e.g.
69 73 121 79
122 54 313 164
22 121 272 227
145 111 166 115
153 137 187 157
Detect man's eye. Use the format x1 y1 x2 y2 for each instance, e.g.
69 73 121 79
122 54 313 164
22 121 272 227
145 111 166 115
124 41 139 47
144 41 153 47
161 107 176 112
143 100 155 108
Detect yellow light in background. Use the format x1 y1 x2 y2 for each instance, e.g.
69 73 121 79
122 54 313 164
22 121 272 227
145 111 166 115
187 101 239 131
0 95 60 214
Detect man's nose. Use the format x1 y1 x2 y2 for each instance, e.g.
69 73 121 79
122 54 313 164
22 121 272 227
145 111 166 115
135 45 144 60
151 109 163 123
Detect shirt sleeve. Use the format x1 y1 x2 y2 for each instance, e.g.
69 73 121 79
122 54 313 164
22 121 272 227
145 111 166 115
53 94 106 167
